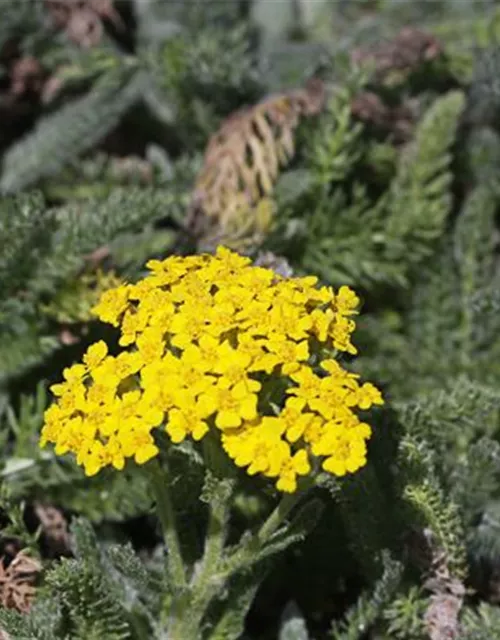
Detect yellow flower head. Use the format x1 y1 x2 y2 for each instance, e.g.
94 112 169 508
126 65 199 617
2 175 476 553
40 247 383 492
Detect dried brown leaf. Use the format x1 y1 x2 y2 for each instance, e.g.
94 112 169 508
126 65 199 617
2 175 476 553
0 552 41 613
44 0 122 47
425 593 463 640
59 327 81 345
423 547 466 640
9 57 45 98
351 27 443 84
351 91 417 142
110 156 154 184
83 245 111 268
88 0 122 24
66 8 103 49
187 78 326 250
34 503 71 556
254 251 294 278
404 528 465 640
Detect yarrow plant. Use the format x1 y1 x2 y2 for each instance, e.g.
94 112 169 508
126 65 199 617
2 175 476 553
38 247 384 638
41 247 383 492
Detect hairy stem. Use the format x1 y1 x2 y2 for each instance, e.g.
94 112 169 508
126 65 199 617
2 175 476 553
223 488 307 578
149 458 187 589
195 490 229 595
257 491 303 544
168 476 232 640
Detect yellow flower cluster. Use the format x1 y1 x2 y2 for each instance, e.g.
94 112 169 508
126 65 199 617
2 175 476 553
40 247 383 492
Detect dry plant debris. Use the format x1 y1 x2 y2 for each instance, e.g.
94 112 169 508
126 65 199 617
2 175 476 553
187 78 326 249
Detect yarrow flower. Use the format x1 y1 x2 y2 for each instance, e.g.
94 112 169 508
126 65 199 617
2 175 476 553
40 247 383 492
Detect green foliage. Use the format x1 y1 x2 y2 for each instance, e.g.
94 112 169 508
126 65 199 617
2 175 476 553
382 90 464 269
150 23 264 149
431 6 500 80
0 183 186 386
461 603 500 640
0 519 158 639
0 66 147 195
331 552 403 640
271 86 465 289
0 192 54 298
359 180 500 396
335 463 400 581
2 1 500 639
0 0 44 50
398 436 467 578
383 586 427 640
207 571 263 640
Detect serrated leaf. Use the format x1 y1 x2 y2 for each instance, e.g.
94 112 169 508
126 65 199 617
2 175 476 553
0 66 146 194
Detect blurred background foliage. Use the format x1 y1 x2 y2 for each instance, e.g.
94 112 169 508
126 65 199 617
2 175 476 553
2 0 500 638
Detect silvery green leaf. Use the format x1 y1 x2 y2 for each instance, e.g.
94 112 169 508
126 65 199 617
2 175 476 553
2 457 36 476
279 601 310 640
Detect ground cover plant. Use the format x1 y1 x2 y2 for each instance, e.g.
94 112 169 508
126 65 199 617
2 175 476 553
2 1 500 638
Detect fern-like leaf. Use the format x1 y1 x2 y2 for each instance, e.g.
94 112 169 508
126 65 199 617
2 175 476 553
0 65 147 194
331 552 403 640
383 90 465 267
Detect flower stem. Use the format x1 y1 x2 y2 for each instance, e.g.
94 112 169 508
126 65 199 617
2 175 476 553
256 491 303 544
196 491 227 591
223 488 308 578
168 476 232 640
149 458 187 588
257 475 316 545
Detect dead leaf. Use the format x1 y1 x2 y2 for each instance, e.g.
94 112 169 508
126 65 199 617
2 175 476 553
0 552 41 613
187 77 326 250
34 503 71 556
351 28 443 83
